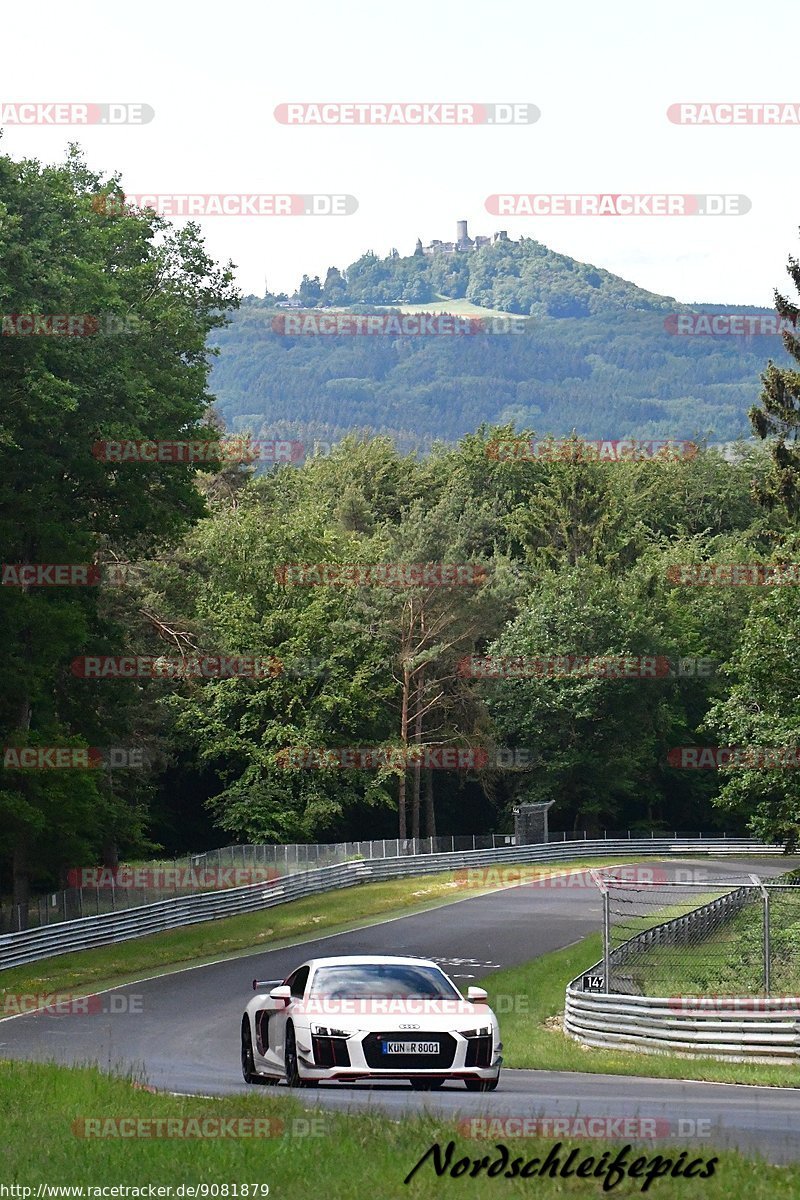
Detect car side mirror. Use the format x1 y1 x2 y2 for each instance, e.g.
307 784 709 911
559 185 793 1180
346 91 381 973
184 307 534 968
269 984 292 1003
466 986 488 1003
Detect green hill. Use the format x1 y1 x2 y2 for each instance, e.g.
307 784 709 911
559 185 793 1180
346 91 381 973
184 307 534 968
208 236 788 451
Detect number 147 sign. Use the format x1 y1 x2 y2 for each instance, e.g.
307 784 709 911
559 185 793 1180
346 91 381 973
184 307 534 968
582 974 604 992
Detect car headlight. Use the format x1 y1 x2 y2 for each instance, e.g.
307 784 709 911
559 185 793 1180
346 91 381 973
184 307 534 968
461 1026 491 1038
312 1024 355 1038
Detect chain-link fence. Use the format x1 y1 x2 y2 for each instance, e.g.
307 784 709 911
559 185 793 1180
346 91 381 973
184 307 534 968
0 832 519 933
595 867 800 997
0 828 748 934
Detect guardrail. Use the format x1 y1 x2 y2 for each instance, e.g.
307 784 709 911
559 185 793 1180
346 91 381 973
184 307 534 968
0 836 783 972
6 829 732 935
564 981 800 1062
565 873 800 1063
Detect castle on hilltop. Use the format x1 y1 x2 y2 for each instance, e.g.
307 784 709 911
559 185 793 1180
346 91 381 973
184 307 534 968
414 220 509 257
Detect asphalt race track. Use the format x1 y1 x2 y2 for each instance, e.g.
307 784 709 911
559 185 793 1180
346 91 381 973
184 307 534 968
3 857 800 1162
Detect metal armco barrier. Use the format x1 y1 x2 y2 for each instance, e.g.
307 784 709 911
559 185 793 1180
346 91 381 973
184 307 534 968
0 837 783 972
564 983 800 1062
565 873 800 1063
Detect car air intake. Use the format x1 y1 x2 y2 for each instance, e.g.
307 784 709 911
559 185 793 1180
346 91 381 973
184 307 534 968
312 1035 351 1068
464 1033 493 1068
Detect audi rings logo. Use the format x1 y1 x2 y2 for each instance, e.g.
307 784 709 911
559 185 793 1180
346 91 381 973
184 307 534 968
398 1024 420 1029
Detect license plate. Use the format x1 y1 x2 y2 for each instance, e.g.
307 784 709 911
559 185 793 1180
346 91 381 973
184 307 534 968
381 1040 439 1055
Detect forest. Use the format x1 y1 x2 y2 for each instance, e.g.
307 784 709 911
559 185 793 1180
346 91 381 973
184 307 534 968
3 147 800 908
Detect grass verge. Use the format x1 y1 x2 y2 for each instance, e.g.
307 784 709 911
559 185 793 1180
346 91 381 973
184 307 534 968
487 934 800 1087
0 858 646 1004
1 1060 798 1197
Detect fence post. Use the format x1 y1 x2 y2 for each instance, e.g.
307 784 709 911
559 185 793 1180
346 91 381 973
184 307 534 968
589 869 611 993
764 889 771 996
750 874 770 996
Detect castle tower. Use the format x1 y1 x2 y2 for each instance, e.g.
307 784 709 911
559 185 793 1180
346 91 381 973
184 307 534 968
414 237 423 257
456 219 469 243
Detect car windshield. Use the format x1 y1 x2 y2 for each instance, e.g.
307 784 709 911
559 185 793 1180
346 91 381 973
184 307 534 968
309 964 460 1000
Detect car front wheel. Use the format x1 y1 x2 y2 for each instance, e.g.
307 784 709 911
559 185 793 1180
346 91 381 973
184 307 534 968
284 1024 309 1088
241 1017 260 1084
241 1016 278 1086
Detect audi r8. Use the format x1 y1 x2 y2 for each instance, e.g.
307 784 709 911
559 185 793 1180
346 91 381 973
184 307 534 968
240 954 501 1090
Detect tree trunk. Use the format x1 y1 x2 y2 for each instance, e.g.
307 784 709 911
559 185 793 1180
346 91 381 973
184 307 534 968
424 768 436 838
411 670 424 841
398 773 407 840
398 661 410 839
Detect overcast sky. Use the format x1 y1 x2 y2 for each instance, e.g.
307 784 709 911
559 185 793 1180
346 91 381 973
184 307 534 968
3 0 797 305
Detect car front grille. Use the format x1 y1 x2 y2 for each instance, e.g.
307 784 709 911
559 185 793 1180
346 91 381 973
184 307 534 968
362 1031 457 1070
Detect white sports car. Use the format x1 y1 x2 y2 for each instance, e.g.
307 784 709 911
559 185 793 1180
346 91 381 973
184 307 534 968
241 954 502 1090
